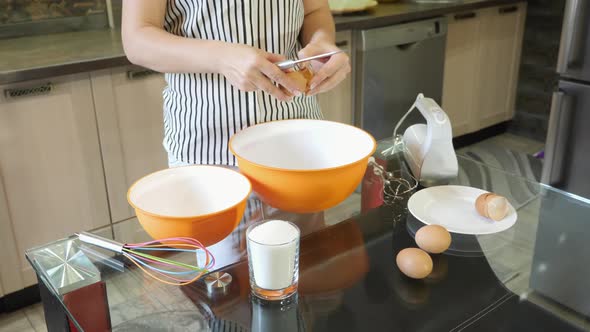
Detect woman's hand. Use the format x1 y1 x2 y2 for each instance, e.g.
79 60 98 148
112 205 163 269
217 44 304 101
298 42 351 96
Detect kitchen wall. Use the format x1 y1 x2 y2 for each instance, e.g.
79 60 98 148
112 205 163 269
0 0 106 24
509 0 565 142
0 0 108 39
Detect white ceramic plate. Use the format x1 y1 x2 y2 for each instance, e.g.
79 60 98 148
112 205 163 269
407 185 517 235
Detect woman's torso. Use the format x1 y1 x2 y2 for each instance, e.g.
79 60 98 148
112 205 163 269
163 0 322 166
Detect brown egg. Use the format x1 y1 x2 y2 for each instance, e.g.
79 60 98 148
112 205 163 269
475 193 509 221
280 66 314 95
396 248 433 279
299 66 314 86
415 225 452 254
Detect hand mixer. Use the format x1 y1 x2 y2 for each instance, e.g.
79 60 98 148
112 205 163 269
391 93 458 186
77 232 215 286
365 93 457 213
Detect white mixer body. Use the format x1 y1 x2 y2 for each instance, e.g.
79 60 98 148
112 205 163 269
402 96 458 185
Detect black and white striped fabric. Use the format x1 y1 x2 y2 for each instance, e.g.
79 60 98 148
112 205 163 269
162 0 323 166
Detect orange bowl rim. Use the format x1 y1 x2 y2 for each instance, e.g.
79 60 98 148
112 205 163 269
228 119 377 173
127 165 252 220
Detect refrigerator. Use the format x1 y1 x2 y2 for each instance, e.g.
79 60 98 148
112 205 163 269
542 0 590 200
531 0 590 318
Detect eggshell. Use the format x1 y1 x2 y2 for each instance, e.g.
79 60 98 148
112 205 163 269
396 248 433 279
475 193 509 221
415 225 451 254
280 66 314 95
280 70 307 95
486 195 509 221
475 193 492 218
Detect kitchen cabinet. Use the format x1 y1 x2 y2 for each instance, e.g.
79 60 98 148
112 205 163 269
477 3 526 129
317 30 354 125
442 2 526 136
0 172 21 294
442 11 482 136
92 67 168 223
0 73 111 293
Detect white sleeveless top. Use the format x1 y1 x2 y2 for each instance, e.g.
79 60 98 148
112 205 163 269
162 0 323 166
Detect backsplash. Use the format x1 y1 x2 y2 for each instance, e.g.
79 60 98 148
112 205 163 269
0 0 109 39
0 0 106 24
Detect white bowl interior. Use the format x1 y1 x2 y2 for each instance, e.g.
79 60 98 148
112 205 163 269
231 120 375 170
129 166 251 217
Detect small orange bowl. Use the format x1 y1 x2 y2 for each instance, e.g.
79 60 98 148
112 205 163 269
127 166 251 247
229 120 376 213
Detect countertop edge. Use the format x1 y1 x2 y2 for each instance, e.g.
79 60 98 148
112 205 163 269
334 0 524 30
0 57 131 85
0 0 525 85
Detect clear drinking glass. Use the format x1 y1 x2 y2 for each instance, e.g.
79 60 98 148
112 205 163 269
247 220 300 300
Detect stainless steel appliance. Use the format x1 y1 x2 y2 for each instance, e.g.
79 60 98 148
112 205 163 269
542 0 590 200
355 17 447 141
533 0 590 319
530 188 590 319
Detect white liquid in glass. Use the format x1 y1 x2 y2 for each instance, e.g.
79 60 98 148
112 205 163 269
247 220 299 290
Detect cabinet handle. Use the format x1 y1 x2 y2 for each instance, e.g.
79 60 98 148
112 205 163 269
557 0 585 74
127 69 158 80
454 12 476 20
336 40 349 47
4 82 53 99
541 91 571 185
498 6 518 14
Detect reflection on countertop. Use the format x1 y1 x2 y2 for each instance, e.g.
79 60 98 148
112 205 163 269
0 0 524 85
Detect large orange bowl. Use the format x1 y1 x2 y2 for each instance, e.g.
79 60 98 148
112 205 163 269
127 166 251 247
229 120 376 213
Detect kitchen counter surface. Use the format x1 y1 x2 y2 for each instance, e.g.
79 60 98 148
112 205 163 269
333 0 523 30
0 0 524 85
26 152 589 331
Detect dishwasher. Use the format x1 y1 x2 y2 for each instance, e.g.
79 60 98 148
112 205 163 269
355 17 448 140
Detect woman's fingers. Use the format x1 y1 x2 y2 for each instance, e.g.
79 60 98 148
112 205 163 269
265 52 287 63
251 71 291 101
308 53 350 90
258 60 303 95
241 81 257 92
308 66 348 96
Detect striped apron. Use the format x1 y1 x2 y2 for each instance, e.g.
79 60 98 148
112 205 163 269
163 0 323 166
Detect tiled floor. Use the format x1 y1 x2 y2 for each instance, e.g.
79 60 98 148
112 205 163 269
0 303 45 332
464 133 544 156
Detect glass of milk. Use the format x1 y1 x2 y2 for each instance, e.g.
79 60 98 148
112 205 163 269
247 219 300 300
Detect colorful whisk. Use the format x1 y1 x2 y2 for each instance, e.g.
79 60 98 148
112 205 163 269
77 232 215 286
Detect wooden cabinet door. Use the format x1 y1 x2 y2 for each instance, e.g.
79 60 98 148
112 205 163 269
442 10 483 137
477 3 527 129
92 67 168 223
0 74 110 292
317 30 354 125
0 169 19 295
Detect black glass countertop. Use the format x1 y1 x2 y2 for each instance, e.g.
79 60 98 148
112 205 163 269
26 155 590 331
